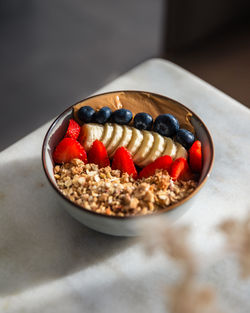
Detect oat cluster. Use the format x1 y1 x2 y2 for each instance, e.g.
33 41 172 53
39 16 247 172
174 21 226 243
54 158 197 217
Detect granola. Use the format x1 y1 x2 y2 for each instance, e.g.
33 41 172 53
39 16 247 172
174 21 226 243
54 158 197 217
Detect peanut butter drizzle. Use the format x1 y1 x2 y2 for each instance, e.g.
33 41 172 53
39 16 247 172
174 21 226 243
73 91 195 134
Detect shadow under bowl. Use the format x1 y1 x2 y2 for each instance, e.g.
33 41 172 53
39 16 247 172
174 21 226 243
42 90 214 236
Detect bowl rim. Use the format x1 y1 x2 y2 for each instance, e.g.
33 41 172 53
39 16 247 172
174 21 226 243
42 90 214 220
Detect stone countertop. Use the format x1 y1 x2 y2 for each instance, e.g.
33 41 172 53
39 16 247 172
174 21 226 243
0 59 250 313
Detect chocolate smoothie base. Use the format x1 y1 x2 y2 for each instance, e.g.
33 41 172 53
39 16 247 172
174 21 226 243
73 91 195 134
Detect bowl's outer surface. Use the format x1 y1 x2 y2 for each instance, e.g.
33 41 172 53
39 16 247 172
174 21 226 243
42 91 214 236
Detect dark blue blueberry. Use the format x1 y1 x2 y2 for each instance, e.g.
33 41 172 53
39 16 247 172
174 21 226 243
153 114 179 137
112 109 133 125
92 106 112 124
176 129 195 149
133 112 153 130
77 106 95 123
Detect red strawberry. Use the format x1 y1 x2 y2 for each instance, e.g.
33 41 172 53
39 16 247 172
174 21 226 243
88 140 110 168
65 119 80 140
53 138 87 164
139 155 173 179
189 140 202 172
112 147 137 179
170 157 193 181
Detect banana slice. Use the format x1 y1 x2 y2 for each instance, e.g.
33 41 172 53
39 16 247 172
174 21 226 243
161 137 177 159
175 142 188 159
80 123 104 151
133 130 154 166
100 123 114 147
110 125 132 157
138 132 165 167
126 128 144 156
106 124 124 155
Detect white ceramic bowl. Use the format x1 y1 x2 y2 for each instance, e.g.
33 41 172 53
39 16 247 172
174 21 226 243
42 91 214 236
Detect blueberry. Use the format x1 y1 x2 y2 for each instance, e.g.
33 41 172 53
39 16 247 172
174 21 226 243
153 114 179 137
112 109 133 125
93 106 112 124
133 112 153 130
176 129 195 149
77 106 95 123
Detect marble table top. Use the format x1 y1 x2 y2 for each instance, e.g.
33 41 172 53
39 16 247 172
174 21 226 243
0 59 250 313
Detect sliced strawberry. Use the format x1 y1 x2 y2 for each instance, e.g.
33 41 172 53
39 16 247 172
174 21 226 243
139 155 173 179
88 140 110 168
189 140 202 172
53 138 87 164
65 119 80 140
170 157 193 181
112 147 137 179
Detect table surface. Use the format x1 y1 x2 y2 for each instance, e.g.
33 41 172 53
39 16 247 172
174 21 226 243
0 58 250 313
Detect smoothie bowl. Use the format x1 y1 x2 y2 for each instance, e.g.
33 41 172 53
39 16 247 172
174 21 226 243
42 91 214 236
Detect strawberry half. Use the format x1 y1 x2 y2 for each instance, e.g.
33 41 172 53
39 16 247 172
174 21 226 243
88 140 110 168
139 155 173 179
189 140 202 173
170 157 193 181
53 137 87 164
112 147 137 179
65 119 80 140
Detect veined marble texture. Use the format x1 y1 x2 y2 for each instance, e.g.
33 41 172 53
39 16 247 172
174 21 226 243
0 59 250 313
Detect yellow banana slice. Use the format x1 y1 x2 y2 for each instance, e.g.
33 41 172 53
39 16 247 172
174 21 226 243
100 123 114 147
161 137 177 159
80 123 104 151
126 127 144 157
175 142 188 159
133 130 154 165
106 124 124 155
138 132 165 167
110 125 132 157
